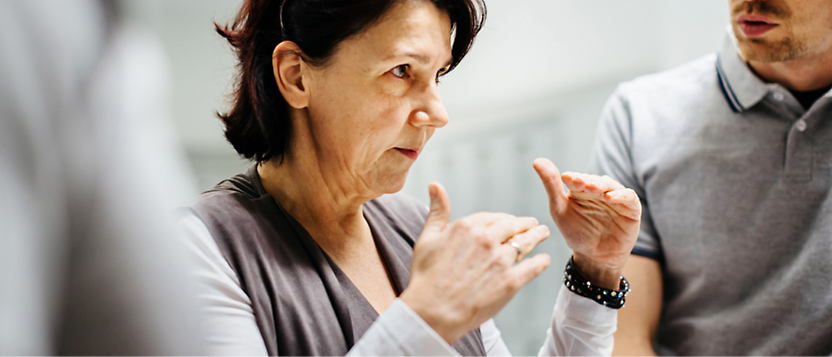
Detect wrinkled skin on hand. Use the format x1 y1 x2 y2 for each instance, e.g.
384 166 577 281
533 158 641 290
400 182 552 344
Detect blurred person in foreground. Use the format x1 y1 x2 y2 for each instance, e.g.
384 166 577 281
178 0 643 355
591 0 832 355
0 0 201 354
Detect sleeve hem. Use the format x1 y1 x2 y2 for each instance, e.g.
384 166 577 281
557 287 619 326
631 246 663 261
349 299 458 356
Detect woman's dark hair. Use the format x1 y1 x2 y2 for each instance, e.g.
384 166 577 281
216 0 486 163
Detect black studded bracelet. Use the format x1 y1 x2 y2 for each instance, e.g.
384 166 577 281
563 256 630 309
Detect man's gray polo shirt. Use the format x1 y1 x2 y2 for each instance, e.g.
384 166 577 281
590 28 832 355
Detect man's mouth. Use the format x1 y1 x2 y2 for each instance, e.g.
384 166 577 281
738 14 779 37
394 147 419 160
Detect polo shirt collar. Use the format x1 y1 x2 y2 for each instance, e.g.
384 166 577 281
716 26 770 113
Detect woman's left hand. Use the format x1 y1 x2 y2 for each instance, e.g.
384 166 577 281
533 158 641 290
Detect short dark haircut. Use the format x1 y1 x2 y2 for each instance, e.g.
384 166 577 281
216 0 486 163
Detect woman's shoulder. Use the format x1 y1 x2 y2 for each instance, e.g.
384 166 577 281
183 167 271 230
195 166 262 201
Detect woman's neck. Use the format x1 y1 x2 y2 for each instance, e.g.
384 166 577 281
257 150 375 251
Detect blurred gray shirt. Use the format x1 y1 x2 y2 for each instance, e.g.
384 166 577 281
590 28 832 355
0 0 201 354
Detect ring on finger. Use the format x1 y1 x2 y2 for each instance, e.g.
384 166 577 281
508 239 523 262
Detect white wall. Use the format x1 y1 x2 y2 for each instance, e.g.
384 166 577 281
123 0 729 354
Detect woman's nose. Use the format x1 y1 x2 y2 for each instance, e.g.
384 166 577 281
409 83 449 128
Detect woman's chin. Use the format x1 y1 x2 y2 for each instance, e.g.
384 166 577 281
373 171 410 196
368 156 416 195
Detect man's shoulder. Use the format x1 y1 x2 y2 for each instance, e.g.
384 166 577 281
616 53 718 99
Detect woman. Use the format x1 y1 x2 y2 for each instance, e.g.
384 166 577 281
179 0 642 355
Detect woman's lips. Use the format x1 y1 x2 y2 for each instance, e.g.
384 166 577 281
395 148 419 160
738 14 779 37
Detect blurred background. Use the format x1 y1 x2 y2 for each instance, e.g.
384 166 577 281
122 0 728 354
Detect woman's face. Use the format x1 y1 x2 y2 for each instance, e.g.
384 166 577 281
303 0 452 196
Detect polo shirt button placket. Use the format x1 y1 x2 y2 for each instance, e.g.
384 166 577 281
773 92 785 102
795 119 807 132
785 117 812 181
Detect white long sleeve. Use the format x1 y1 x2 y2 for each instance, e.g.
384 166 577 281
539 288 618 356
179 213 616 356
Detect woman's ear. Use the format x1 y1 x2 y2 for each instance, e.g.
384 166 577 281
273 41 309 109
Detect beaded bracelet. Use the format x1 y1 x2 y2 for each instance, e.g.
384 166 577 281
563 256 630 309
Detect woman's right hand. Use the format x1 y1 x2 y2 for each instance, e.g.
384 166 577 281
399 182 552 344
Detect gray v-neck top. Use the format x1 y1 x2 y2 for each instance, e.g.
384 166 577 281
188 166 486 356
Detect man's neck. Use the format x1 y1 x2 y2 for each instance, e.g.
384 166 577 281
747 47 832 91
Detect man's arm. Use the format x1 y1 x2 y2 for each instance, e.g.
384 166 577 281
612 255 662 356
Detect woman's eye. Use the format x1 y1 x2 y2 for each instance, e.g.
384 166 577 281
391 64 408 78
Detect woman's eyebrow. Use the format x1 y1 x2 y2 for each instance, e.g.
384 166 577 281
386 51 453 67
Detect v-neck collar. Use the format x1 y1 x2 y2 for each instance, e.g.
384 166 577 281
247 165 411 344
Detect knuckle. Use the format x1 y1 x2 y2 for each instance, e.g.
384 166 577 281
455 218 474 231
505 276 523 291
492 252 511 267
476 232 494 248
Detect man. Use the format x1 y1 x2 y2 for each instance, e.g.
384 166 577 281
590 0 832 355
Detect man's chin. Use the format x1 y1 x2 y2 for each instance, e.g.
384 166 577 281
737 37 803 63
